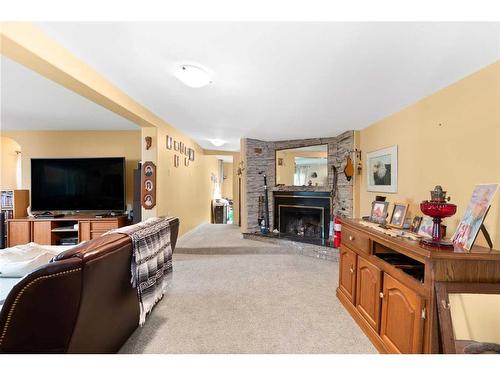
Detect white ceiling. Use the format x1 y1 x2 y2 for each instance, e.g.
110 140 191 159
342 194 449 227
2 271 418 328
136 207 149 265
0 56 138 131
217 155 234 163
5 23 500 150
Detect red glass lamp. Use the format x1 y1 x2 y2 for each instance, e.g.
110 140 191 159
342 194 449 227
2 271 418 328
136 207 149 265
420 186 457 248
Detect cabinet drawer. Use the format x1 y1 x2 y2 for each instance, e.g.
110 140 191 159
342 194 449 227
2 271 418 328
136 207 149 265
343 226 370 254
90 221 118 231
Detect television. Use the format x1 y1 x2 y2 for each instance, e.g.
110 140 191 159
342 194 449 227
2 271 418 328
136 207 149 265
31 157 126 212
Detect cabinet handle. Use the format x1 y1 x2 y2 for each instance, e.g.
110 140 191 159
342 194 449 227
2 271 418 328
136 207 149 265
379 292 384 299
349 267 354 273
349 235 354 241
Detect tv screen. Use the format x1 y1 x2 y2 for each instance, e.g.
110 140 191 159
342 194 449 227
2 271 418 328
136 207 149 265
31 157 125 212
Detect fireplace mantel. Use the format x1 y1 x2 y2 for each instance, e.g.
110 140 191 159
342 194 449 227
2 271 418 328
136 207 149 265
272 186 331 193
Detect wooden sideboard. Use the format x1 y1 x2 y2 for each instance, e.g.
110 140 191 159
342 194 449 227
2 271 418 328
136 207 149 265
7 215 128 247
337 218 500 354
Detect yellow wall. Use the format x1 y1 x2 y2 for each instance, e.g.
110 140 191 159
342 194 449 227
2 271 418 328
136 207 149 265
240 139 248 231
1 23 227 235
222 162 233 199
142 126 219 236
358 61 500 248
0 137 21 189
232 153 241 226
449 293 500 344
1 130 141 208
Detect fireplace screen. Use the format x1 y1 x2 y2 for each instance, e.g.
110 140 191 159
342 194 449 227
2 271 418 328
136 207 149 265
279 205 324 238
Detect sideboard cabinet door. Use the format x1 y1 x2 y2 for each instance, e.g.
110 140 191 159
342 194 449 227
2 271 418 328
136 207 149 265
356 256 382 331
339 246 357 304
380 273 424 353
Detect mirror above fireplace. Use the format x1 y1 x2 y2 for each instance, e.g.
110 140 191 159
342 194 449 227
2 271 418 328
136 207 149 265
275 144 328 187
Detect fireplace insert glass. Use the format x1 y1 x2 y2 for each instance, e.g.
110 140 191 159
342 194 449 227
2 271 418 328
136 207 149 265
279 205 323 238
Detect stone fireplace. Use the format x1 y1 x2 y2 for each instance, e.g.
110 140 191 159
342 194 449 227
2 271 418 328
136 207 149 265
274 191 331 239
242 131 354 235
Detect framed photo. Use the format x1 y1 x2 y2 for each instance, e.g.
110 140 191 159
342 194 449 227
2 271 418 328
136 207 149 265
143 194 154 208
277 158 284 166
141 161 156 210
389 203 408 228
144 165 154 177
179 142 185 154
173 140 179 151
184 157 189 167
174 154 179 167
410 216 423 233
366 145 398 193
166 135 173 149
188 148 195 161
452 183 499 250
418 216 434 239
370 200 389 223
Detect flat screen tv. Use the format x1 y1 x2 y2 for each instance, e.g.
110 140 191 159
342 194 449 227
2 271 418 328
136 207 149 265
31 157 125 212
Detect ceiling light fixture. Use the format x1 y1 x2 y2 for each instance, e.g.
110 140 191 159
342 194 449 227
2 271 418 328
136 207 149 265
174 64 212 88
210 139 226 147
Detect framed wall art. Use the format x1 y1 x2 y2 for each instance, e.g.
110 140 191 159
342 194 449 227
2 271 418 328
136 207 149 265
141 161 156 209
188 148 195 161
366 145 398 193
166 135 173 149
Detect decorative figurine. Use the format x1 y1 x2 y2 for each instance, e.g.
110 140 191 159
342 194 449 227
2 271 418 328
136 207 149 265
420 185 457 248
145 136 152 150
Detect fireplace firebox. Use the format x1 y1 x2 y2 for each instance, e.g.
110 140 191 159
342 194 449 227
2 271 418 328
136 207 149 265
273 191 330 239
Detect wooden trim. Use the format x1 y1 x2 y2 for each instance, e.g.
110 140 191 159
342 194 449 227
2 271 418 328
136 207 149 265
434 282 456 354
435 281 500 354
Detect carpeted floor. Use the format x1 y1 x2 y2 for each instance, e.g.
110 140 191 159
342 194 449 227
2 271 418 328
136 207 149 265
119 225 376 354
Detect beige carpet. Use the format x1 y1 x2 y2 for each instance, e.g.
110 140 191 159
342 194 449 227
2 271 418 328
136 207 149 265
119 225 376 354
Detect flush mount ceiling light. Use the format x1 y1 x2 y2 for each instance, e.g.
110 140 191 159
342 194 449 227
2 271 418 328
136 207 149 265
174 64 212 88
210 139 226 147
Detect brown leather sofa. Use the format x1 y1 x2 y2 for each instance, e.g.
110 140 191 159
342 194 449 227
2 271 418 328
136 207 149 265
0 217 179 354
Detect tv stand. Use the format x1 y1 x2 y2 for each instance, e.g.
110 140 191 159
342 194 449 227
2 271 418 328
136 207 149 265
6 214 128 247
